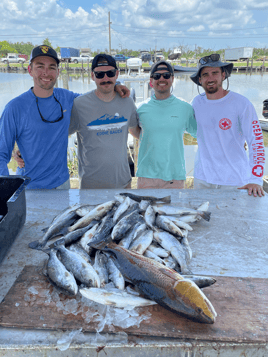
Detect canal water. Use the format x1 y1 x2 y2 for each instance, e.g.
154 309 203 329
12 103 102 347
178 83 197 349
1 71 268 175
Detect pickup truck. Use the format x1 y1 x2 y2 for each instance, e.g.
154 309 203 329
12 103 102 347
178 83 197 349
71 55 93 64
1 55 26 64
113 54 129 62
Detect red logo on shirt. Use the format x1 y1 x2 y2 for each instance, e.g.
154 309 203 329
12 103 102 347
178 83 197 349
219 118 232 130
252 165 264 177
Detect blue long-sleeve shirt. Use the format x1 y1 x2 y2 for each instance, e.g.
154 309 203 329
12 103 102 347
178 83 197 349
0 88 79 189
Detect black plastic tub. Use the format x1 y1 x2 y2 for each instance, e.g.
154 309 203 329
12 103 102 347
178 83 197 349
0 176 30 264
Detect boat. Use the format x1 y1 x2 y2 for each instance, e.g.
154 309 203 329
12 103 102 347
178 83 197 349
259 118 268 131
168 48 182 61
174 65 197 73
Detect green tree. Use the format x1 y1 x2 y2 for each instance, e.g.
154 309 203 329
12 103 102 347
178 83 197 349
0 41 17 56
43 38 53 47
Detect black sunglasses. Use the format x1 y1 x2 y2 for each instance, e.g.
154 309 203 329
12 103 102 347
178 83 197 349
94 69 117 79
199 54 220 65
152 72 172 80
32 88 64 124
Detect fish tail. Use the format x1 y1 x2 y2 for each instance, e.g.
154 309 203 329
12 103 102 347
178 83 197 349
160 196 171 204
53 237 66 247
200 211 211 222
28 240 45 250
88 235 112 250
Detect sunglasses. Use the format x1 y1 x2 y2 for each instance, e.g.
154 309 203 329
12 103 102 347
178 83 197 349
199 54 220 65
33 89 64 124
94 69 117 79
152 72 172 80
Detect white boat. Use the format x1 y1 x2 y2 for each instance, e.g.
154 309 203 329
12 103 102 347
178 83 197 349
168 48 182 61
259 118 268 131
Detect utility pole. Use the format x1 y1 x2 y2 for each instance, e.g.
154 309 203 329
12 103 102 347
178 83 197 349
108 12 112 54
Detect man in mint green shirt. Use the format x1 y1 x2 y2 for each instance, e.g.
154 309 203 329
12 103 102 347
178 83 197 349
129 60 197 189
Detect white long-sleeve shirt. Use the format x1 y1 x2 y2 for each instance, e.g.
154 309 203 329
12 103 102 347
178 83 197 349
192 91 265 186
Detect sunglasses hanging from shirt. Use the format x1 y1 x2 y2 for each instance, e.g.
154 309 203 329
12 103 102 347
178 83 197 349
32 88 64 123
152 72 172 80
94 69 117 79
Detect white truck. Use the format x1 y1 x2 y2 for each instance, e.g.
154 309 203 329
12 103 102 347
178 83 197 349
70 55 93 64
1 54 26 64
224 47 253 61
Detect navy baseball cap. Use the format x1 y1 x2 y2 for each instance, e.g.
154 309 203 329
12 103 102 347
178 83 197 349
150 60 174 77
91 54 118 71
29 45 59 65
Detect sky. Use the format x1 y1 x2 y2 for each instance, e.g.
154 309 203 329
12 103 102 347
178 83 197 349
1 0 268 53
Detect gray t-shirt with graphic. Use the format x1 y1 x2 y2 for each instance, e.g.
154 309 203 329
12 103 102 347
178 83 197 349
69 90 138 189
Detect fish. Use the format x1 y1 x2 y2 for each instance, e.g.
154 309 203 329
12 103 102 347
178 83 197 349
181 275 216 289
80 287 157 308
155 215 183 237
76 205 97 217
118 220 143 249
129 230 154 255
119 192 171 204
153 205 211 221
90 240 216 324
69 200 116 232
79 223 99 254
147 243 170 258
93 251 109 288
55 243 100 287
44 248 78 296
144 205 157 231
133 222 148 240
165 216 193 231
196 201 210 212
139 200 151 211
92 209 115 242
181 236 192 263
29 205 80 250
111 210 140 240
144 250 165 264
153 231 192 274
106 255 125 290
113 196 137 223
51 221 98 248
68 243 92 265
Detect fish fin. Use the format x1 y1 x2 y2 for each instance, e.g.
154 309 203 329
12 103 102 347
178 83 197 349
88 235 113 250
160 196 171 204
41 226 49 233
159 267 184 281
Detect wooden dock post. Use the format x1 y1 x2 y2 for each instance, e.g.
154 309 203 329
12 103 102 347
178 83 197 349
246 59 249 73
250 57 253 74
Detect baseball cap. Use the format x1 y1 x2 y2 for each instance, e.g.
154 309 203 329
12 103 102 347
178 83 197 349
91 54 118 71
150 60 174 77
29 45 59 65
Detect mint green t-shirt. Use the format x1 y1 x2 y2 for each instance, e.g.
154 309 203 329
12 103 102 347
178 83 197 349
136 95 197 181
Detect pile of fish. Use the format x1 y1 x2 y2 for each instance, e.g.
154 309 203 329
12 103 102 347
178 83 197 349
29 192 217 324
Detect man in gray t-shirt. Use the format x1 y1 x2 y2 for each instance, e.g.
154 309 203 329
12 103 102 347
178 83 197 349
69 54 138 189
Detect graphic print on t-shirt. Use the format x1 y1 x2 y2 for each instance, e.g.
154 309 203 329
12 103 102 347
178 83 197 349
219 118 232 130
87 113 128 131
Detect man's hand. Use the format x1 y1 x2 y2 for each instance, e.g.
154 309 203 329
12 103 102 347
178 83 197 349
13 150 25 168
115 84 130 98
238 183 265 197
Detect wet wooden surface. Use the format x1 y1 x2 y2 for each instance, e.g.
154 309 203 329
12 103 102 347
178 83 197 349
0 265 267 343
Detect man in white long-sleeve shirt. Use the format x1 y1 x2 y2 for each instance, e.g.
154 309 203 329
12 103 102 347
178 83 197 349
190 54 265 197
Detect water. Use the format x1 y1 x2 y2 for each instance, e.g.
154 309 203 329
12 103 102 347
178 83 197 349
1 71 268 117
1 71 268 175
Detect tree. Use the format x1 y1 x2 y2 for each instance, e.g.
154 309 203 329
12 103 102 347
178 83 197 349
0 41 17 56
43 38 53 48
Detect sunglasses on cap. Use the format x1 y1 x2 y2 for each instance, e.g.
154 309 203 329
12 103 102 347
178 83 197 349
152 72 172 80
94 69 117 79
199 54 220 65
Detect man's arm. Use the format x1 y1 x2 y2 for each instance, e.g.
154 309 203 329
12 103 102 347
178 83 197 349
129 125 141 140
238 102 265 197
114 82 130 98
0 107 17 176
